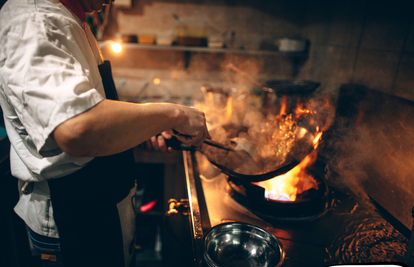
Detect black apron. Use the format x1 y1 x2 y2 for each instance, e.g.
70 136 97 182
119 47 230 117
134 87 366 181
48 61 135 267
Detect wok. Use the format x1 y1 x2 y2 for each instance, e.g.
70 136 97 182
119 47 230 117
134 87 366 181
167 125 315 183
264 80 320 95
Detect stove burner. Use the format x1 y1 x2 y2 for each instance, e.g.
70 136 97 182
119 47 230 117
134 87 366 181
227 175 329 221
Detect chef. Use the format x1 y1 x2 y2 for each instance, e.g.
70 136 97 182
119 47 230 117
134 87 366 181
0 0 210 265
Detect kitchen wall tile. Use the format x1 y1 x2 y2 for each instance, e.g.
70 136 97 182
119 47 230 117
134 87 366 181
404 20 414 53
261 0 305 40
310 45 357 93
298 0 366 47
116 2 267 47
352 48 400 94
300 1 332 46
359 1 411 52
106 0 414 102
261 14 302 44
187 51 297 80
295 44 356 94
297 42 338 83
324 1 366 48
116 2 179 35
393 53 414 101
102 47 184 69
294 58 311 81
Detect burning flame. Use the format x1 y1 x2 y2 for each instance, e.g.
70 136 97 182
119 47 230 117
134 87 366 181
253 136 320 202
193 83 335 202
313 131 323 148
294 101 311 118
279 95 287 116
226 96 233 121
253 98 333 202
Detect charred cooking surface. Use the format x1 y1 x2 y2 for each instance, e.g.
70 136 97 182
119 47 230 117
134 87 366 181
189 83 409 265
333 220 407 263
193 151 408 266
227 175 329 221
198 170 408 266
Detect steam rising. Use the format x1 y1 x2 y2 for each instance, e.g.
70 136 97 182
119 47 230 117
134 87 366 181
194 84 335 176
320 117 374 203
319 84 414 229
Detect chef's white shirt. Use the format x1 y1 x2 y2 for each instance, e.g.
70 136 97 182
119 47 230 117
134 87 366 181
0 0 107 238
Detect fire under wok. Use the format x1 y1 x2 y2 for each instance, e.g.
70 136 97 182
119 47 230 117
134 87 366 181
168 123 316 183
167 78 328 183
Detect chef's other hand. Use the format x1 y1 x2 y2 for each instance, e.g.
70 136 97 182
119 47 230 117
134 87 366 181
142 131 174 153
174 106 210 147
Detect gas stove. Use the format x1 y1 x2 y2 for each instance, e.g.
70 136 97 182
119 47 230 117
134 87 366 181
174 84 414 267
182 149 408 267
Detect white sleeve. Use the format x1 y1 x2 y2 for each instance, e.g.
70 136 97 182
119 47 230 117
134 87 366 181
0 12 104 156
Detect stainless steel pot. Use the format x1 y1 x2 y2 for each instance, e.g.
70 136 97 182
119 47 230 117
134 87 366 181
203 222 285 267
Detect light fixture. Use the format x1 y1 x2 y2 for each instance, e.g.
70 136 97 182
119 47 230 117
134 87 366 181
111 42 122 53
98 40 123 54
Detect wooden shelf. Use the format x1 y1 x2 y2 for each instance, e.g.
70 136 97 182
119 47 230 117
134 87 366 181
101 42 308 57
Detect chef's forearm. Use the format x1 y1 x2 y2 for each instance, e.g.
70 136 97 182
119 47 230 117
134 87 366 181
52 99 188 157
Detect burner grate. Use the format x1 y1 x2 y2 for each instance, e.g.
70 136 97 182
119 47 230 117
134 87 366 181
226 175 330 221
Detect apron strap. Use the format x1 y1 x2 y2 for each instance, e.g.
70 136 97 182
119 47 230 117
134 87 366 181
99 61 120 101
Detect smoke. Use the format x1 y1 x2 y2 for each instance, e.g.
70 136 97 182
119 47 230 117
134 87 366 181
319 84 414 219
194 80 337 176
320 116 374 203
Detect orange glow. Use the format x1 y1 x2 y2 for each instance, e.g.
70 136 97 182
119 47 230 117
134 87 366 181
254 129 324 202
111 42 122 53
313 132 323 148
294 101 310 118
153 78 161 85
225 96 233 121
207 92 213 101
252 96 335 202
253 150 318 201
279 95 287 116
193 87 336 202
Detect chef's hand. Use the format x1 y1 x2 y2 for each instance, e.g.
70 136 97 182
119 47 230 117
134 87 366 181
141 131 174 153
173 106 211 147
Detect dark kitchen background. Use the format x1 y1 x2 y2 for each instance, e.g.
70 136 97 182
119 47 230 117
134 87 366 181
1 0 414 266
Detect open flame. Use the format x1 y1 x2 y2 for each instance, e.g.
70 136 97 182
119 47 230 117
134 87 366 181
195 84 335 202
253 140 319 202
225 96 233 121
279 95 287 116
253 98 333 202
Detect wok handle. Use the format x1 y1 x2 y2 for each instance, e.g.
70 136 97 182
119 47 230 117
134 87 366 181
165 136 195 151
171 129 234 151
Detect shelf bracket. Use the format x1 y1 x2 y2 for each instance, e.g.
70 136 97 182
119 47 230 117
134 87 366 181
184 51 191 69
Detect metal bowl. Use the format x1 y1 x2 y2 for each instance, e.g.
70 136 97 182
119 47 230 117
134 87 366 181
203 222 285 267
